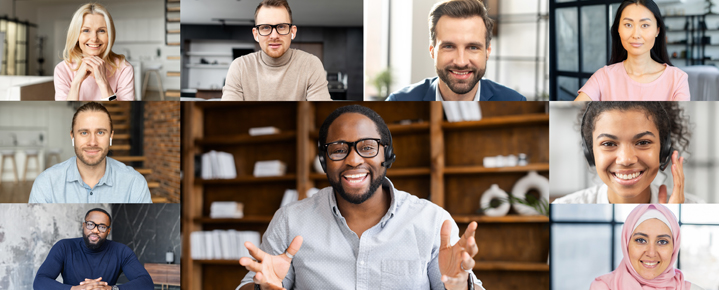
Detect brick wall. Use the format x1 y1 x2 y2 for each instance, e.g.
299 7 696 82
144 102 181 203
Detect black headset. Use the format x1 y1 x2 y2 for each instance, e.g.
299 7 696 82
318 134 396 172
580 102 674 171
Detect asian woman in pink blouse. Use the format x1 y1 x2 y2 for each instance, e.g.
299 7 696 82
575 0 689 101
54 3 134 101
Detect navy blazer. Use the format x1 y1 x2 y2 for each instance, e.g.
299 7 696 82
386 77 526 101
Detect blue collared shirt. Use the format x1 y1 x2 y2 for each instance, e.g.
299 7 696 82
237 178 483 290
28 156 152 203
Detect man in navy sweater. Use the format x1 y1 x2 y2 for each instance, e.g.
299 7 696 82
33 208 154 290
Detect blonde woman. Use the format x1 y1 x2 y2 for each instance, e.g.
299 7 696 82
54 3 134 101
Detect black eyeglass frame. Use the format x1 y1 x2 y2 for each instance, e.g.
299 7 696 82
322 138 385 161
84 221 110 233
254 23 294 36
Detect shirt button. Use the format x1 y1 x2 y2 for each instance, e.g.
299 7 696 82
90 192 93 195
359 261 364 265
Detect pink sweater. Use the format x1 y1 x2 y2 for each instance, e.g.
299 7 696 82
579 62 690 101
54 59 135 101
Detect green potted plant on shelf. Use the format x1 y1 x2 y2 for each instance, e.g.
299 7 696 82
370 68 393 100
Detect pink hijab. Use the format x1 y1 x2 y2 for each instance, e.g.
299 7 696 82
590 204 691 290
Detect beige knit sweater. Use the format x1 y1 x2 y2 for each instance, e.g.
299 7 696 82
221 48 332 101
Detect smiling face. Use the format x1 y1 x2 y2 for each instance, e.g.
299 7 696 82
82 210 111 250
430 15 490 99
72 111 113 167
628 218 673 279
78 13 108 57
325 113 386 204
592 109 661 203
618 4 659 58
253 6 296 58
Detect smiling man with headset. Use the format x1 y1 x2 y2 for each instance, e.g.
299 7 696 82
236 105 484 290
221 0 332 101
28 102 151 203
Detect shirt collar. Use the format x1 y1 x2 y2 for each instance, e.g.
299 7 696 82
66 156 113 187
329 177 398 227
435 79 481 101
259 48 294 67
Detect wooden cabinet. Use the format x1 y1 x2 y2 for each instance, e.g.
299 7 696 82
182 101 550 290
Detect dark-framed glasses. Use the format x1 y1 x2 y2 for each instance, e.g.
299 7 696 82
323 138 383 161
84 221 109 233
254 23 292 36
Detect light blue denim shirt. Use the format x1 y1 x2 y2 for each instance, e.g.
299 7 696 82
28 156 152 203
237 178 483 290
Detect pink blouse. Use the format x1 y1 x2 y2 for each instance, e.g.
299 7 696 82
579 62 690 101
54 59 135 101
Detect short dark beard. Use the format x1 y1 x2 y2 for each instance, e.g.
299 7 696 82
436 64 484 95
330 169 386 205
82 231 106 250
74 145 107 167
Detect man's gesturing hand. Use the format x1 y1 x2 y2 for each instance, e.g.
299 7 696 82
438 220 478 290
239 236 303 290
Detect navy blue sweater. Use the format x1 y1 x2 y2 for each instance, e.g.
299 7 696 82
33 238 154 290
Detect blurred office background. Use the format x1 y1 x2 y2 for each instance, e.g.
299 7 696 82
0 0 180 100
0 203 181 290
551 0 719 100
0 101 180 203
179 0 363 100
365 0 549 100
551 204 719 290
549 101 719 203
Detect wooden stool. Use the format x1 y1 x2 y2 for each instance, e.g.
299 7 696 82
0 150 19 184
47 148 62 168
142 66 165 101
23 149 40 182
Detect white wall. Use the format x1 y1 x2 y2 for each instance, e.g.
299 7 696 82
0 102 75 182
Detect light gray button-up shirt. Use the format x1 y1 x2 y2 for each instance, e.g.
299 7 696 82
238 178 483 290
28 156 152 203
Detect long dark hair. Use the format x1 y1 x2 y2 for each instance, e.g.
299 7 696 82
608 0 672 66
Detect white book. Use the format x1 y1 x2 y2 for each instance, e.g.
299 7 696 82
220 231 231 260
227 229 239 260
201 153 212 180
470 102 482 121
253 160 287 177
458 102 473 121
212 230 223 260
443 102 462 122
237 231 247 259
249 126 280 136
221 152 237 179
203 231 213 260
191 231 203 260
280 189 298 207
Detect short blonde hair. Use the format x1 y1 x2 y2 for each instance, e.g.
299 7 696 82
63 3 125 75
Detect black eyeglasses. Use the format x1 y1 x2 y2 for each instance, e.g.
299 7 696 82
84 221 109 233
254 23 292 36
323 138 383 161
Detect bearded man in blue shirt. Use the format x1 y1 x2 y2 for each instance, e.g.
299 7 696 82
28 102 151 203
237 105 484 290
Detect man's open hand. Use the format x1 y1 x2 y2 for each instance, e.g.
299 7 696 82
239 236 303 290
438 220 478 290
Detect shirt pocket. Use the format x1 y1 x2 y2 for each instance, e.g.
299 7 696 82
380 259 428 290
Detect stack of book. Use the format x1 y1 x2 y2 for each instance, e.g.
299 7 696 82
209 201 244 219
201 150 237 179
190 230 261 260
253 160 287 177
442 101 482 122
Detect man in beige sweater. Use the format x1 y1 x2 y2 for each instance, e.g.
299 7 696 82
221 0 332 101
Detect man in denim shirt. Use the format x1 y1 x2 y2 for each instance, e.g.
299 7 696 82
28 102 151 203
237 105 482 290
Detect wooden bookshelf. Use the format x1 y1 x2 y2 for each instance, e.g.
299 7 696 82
182 102 550 290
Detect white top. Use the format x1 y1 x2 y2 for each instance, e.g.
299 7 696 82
552 184 704 204
435 80 481 101
691 283 706 290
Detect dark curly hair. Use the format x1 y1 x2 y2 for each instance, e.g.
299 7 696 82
318 105 392 148
579 102 691 156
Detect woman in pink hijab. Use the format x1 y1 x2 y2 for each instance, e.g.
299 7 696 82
590 204 703 290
